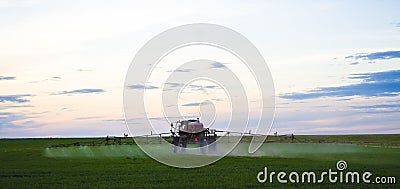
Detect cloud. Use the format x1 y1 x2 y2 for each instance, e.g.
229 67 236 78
0 112 45 135
348 101 400 115
351 104 400 110
280 69 400 100
0 94 31 103
0 105 33 110
357 110 400 114
203 85 218 89
349 62 359 65
189 84 218 89
273 106 400 135
181 84 220 94
181 101 212 107
53 89 105 95
165 82 184 88
211 62 226 68
346 51 400 61
0 76 16 80
167 69 194 73
103 118 126 122
0 112 26 128
182 102 201 107
127 84 158 90
348 69 400 82
162 83 220 93
29 76 62 83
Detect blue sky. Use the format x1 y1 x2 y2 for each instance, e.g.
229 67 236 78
0 0 399 137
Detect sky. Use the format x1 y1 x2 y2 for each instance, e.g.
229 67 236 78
0 0 399 137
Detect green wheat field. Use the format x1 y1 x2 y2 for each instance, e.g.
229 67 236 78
1 135 399 188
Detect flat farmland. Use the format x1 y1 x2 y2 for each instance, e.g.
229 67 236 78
0 135 399 188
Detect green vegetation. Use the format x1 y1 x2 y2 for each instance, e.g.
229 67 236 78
1 135 399 188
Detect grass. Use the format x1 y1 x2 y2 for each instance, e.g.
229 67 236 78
0 135 399 188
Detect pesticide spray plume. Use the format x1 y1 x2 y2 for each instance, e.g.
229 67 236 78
44 140 371 160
